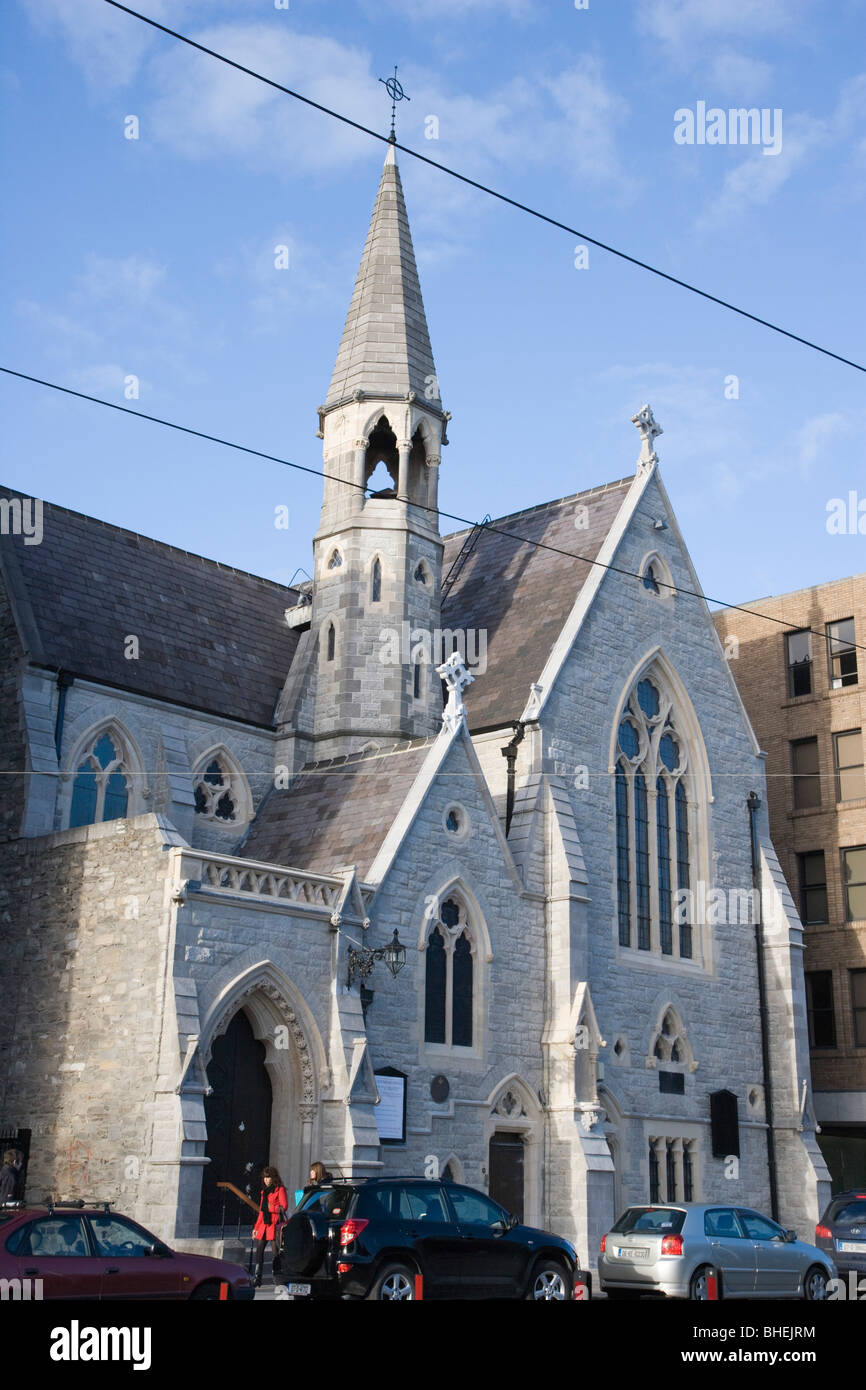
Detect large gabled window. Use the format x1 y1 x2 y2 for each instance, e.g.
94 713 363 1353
614 674 695 962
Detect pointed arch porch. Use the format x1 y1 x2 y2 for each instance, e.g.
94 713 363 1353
199 961 328 1201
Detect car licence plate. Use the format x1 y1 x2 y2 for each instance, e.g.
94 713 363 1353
837 1241 866 1254
286 1282 311 1296
616 1246 650 1261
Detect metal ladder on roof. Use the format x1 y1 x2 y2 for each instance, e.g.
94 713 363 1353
440 514 491 602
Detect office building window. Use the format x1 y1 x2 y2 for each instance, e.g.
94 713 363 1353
842 847 866 921
851 971 866 1048
786 629 812 697
805 971 836 1048
834 730 865 802
797 851 828 925
791 737 821 810
827 618 858 689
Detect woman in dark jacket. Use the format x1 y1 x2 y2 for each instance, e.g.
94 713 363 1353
251 1166 288 1287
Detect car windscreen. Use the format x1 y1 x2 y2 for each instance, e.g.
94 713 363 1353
611 1207 687 1235
830 1198 866 1225
300 1187 353 1219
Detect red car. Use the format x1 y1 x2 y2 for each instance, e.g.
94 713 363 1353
0 1202 254 1300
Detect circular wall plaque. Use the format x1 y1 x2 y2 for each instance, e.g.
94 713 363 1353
430 1074 450 1103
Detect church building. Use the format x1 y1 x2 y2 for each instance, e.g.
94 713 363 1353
0 142 830 1265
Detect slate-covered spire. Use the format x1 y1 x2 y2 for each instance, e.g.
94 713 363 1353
325 143 438 408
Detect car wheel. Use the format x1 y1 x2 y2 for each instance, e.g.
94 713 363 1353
366 1263 416 1301
189 1281 223 1300
527 1260 570 1301
803 1265 829 1301
689 1265 717 1301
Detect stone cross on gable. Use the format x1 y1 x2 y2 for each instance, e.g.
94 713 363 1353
631 403 663 470
437 650 474 733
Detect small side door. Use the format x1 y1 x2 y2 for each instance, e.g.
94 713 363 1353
16 1215 101 1299
738 1210 802 1296
703 1208 756 1296
88 1214 182 1300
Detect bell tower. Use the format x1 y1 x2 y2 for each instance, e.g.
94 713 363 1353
311 142 449 753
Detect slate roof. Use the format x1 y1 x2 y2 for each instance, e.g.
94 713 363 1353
442 476 634 730
325 145 438 409
239 741 434 878
0 488 299 728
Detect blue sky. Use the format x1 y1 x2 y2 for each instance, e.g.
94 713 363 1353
3 0 865 608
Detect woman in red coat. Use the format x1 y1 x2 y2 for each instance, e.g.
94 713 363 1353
252 1166 288 1287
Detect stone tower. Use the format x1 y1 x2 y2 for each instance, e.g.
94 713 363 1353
311 142 448 750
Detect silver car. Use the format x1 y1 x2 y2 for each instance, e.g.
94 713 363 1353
598 1203 836 1300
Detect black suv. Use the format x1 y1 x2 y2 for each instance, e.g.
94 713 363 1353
279 1176 590 1300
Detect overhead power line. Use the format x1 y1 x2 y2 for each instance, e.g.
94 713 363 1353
4 363 865 660
101 0 865 375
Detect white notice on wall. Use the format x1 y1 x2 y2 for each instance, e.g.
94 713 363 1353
375 1073 405 1142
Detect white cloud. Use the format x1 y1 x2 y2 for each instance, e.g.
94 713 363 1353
705 49 774 97
692 112 829 230
146 26 380 174
794 411 861 481
690 69 866 230
638 0 812 52
373 0 533 17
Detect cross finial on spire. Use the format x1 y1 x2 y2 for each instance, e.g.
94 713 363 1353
437 651 474 733
379 65 410 142
631 403 663 470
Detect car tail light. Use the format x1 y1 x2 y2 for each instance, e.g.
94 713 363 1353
815 1224 832 1240
660 1235 683 1256
339 1218 369 1249
599 1234 606 1253
336 1262 350 1274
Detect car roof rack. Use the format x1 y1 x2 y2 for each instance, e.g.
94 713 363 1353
45 1195 113 1215
316 1174 453 1185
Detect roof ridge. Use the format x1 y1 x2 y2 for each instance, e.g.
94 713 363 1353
300 737 435 772
0 484 298 594
442 475 635 542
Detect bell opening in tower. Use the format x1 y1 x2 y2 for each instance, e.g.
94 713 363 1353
364 417 398 498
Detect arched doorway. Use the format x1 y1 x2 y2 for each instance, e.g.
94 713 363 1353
199 1010 272 1228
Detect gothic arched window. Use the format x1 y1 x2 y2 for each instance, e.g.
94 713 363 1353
614 673 694 960
326 622 336 662
413 660 423 700
424 897 475 1049
371 557 382 603
70 730 130 828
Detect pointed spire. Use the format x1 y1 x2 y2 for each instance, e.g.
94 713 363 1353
325 147 438 410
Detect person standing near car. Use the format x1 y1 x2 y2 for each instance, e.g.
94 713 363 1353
294 1159 334 1208
0 1149 23 1205
252 1166 288 1287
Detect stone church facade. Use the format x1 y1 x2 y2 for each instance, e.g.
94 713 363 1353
0 144 829 1265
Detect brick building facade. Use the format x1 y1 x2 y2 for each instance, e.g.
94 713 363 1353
714 575 866 1191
